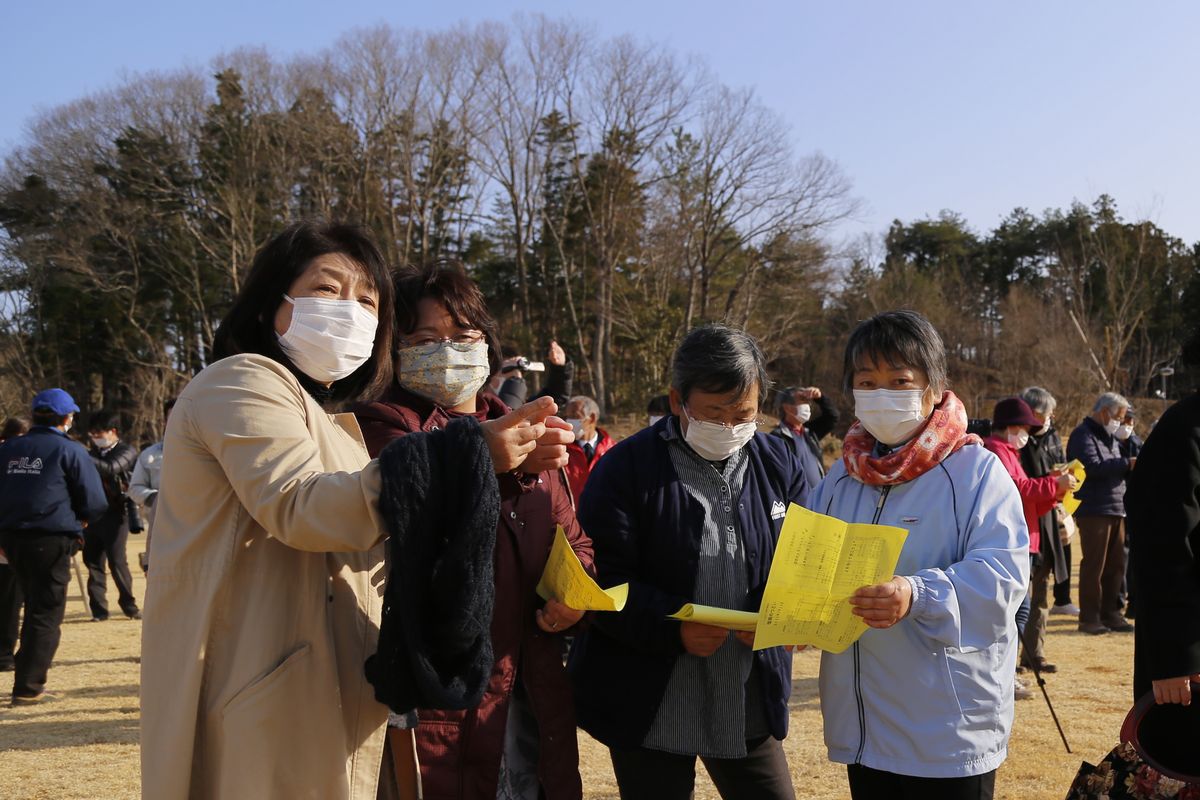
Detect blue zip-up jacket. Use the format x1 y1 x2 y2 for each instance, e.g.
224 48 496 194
1066 416 1132 517
810 443 1028 779
568 417 807 748
0 426 108 535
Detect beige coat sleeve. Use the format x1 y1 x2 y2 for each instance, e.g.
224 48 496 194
185 355 385 552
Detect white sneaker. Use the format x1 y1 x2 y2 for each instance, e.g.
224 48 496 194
1050 603 1080 616
1014 677 1034 700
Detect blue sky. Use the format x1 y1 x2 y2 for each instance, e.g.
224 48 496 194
3 1 1198 246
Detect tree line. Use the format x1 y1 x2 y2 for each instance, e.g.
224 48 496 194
1 16 1197 444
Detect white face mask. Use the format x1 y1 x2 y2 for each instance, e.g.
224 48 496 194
682 406 757 461
648 415 664 428
398 341 491 409
90 435 112 450
1007 430 1030 450
1103 417 1121 437
1115 423 1134 441
566 418 585 440
1036 420 1051 436
277 295 378 384
853 388 928 446
793 403 812 424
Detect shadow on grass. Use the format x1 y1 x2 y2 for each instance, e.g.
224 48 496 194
65 683 140 700
0 715 138 750
55 655 141 667
789 676 819 710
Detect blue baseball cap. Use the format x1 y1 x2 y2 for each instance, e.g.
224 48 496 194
32 388 80 416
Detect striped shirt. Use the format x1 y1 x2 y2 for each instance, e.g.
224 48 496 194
642 418 767 758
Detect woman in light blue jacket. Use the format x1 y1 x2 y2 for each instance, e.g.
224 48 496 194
809 310 1028 800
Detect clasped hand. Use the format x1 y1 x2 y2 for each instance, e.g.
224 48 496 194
479 397 574 474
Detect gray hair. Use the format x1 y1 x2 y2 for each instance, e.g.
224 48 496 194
1093 391 1129 414
671 323 770 405
842 310 947 395
567 395 600 420
1021 386 1057 416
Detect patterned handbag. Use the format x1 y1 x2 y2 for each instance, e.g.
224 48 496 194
1066 690 1200 799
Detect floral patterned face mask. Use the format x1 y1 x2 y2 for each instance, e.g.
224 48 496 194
397 341 491 409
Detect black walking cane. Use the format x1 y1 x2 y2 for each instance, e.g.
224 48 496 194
1030 664 1071 753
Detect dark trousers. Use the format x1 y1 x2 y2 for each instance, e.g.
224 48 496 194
609 736 795 800
1076 515 1126 627
0 562 22 667
83 513 137 619
847 764 996 800
1 533 72 698
1053 542 1073 606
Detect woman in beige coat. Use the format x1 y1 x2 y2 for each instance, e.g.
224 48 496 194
140 222 561 800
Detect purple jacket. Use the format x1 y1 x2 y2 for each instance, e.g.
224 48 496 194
1066 416 1133 517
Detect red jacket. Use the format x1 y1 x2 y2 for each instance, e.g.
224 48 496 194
563 428 616 502
984 435 1058 554
355 386 590 800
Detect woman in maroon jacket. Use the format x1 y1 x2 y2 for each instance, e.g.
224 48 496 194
356 261 591 800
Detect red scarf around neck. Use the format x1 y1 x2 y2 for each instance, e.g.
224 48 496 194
842 390 981 486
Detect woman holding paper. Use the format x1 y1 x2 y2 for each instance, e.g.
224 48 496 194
807 310 1028 800
355 261 591 800
569 323 808 800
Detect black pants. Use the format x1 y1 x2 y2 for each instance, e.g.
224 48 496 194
0 561 22 667
847 764 996 800
1 533 72 698
1053 542 1073 606
83 513 138 619
609 736 795 800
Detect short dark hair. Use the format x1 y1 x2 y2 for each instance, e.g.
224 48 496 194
393 261 502 376
1 416 30 440
842 310 948 395
647 394 671 415
671 323 770 406
31 410 67 427
87 409 121 433
212 221 395 404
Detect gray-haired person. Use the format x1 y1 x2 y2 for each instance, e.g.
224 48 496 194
1018 387 1069 671
569 323 808 800
1066 392 1136 635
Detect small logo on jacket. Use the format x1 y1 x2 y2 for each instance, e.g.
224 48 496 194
770 501 787 520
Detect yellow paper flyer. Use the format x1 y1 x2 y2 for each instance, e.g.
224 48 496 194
536 525 629 611
1054 459 1087 516
753 504 908 653
668 603 760 631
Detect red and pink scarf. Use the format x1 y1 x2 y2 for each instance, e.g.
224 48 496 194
842 390 981 486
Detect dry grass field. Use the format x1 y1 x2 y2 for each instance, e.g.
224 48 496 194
0 538 1135 799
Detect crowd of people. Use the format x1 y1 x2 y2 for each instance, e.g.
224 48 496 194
0 219 1195 799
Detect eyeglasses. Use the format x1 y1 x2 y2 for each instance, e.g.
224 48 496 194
683 405 761 429
398 331 485 348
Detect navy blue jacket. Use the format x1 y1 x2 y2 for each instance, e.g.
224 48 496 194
567 417 807 748
0 427 108 535
1067 416 1133 517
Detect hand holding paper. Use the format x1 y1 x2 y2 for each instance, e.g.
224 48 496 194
536 525 629 612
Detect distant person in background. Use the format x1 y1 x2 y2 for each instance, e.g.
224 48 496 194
128 399 175 574
83 410 141 621
1067 392 1136 635
1019 387 1076 654
491 340 575 408
1116 406 1143 618
646 394 671 428
770 385 839 495
1127 349 1200 706
983 396 1075 699
0 416 31 673
0 390 107 704
563 395 615 502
